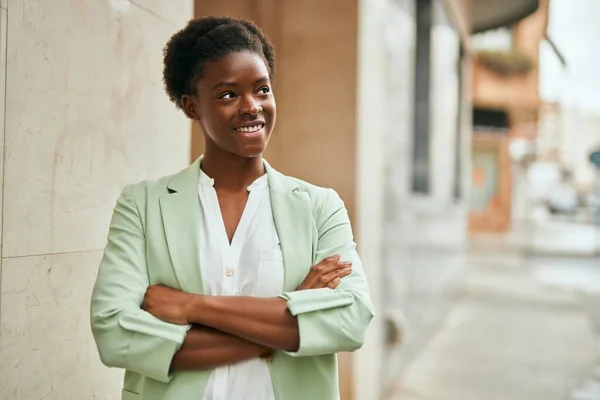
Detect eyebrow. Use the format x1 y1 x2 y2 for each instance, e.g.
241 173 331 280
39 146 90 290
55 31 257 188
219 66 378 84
212 76 270 90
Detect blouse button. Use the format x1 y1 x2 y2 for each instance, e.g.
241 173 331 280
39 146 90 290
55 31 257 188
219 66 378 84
225 268 234 277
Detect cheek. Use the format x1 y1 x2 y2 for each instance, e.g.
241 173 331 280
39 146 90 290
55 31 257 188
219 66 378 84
265 102 276 120
202 111 230 135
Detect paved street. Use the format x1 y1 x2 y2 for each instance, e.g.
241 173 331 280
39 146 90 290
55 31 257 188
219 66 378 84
387 252 600 400
470 218 600 257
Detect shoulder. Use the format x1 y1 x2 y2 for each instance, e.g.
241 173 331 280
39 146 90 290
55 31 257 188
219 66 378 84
120 175 168 201
119 164 192 208
126 174 174 198
280 174 348 224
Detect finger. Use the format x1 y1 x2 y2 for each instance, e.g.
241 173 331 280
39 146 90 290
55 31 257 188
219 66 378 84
336 261 352 269
310 259 340 277
332 267 352 283
317 255 341 269
327 277 341 289
325 268 352 289
321 267 350 286
302 256 346 290
326 254 341 262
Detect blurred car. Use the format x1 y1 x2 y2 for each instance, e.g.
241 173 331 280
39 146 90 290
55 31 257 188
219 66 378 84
547 183 578 214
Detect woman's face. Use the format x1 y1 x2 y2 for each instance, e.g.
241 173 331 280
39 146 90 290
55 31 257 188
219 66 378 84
184 51 276 158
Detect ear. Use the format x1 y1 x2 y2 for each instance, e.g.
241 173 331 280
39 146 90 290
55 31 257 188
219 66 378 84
181 94 200 120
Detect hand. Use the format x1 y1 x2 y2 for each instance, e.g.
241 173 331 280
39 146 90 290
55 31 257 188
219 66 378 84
142 284 194 325
296 255 352 290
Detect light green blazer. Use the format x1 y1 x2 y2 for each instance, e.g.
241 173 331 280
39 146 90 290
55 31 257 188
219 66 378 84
90 157 374 400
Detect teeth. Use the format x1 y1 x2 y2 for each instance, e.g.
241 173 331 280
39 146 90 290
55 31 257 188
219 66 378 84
237 124 263 133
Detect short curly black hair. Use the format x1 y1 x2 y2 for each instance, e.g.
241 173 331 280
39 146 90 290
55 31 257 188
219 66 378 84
162 16 276 110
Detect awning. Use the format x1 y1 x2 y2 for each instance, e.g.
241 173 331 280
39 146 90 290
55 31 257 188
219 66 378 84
473 0 539 33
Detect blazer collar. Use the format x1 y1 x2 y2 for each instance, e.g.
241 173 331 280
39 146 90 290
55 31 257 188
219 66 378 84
166 156 299 194
166 156 202 193
264 159 299 193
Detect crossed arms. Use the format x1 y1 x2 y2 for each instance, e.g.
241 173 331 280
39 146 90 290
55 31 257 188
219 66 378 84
90 185 374 383
143 252 351 370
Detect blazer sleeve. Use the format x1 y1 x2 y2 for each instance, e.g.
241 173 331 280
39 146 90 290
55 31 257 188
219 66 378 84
90 185 190 383
279 188 375 357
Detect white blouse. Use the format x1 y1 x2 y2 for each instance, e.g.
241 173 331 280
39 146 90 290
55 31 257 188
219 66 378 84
197 169 283 400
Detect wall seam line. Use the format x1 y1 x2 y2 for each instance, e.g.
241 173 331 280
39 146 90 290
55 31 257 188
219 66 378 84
0 1 9 335
127 0 181 28
3 248 105 260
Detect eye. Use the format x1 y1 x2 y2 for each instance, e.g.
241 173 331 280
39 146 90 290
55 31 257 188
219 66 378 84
258 86 271 94
218 92 236 99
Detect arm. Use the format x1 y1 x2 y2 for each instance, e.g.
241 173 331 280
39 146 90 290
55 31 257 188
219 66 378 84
181 257 354 352
142 256 354 353
278 188 375 357
142 285 299 351
90 185 190 383
170 325 271 370
186 296 300 351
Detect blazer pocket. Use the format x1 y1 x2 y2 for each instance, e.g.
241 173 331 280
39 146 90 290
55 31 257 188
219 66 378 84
122 389 140 400
254 249 284 297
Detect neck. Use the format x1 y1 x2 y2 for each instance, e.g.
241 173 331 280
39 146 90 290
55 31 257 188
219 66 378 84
201 148 265 192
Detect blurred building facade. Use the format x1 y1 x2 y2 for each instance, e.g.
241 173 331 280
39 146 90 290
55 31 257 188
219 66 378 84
0 1 539 400
530 0 599 230
468 0 553 232
558 109 600 193
538 0 599 199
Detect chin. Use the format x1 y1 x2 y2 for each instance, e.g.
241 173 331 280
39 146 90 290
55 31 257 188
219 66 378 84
238 148 265 158
236 138 269 158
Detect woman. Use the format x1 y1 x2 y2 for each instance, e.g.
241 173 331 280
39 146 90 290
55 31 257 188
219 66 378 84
90 16 373 400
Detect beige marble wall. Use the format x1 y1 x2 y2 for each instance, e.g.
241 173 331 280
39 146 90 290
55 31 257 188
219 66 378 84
0 0 192 398
0 0 7 291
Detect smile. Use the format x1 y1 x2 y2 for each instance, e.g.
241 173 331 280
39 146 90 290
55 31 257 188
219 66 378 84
235 123 265 133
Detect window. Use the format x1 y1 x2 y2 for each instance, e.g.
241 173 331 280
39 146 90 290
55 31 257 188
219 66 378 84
453 46 465 200
473 107 509 132
412 0 433 193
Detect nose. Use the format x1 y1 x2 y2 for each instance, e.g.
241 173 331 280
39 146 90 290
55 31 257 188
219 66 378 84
239 97 263 116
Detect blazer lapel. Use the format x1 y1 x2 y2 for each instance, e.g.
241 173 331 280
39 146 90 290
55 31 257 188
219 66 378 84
159 157 204 294
265 162 314 292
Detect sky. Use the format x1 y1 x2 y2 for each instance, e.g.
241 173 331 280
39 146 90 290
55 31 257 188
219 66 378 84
540 0 600 114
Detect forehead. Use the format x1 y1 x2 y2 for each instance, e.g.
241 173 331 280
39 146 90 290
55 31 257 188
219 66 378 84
200 51 270 87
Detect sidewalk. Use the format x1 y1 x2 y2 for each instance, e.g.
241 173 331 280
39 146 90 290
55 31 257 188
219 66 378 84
469 218 599 257
386 252 599 400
